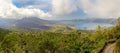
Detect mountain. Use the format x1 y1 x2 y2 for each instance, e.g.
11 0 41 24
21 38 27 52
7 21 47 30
0 18 13 27
14 17 52 30
0 17 76 31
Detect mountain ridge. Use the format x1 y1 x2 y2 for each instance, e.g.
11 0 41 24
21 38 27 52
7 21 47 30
0 17 76 31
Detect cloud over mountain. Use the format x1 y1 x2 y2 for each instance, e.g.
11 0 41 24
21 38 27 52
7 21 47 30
79 0 120 18
1 0 120 20
52 0 77 15
51 0 120 18
0 0 52 19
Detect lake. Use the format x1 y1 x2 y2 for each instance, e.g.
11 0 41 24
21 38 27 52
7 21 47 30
64 21 114 30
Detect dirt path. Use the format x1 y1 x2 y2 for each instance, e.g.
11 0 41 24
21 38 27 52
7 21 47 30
103 43 116 53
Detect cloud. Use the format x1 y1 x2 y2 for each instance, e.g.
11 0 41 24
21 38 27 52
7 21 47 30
1 0 120 20
78 0 120 18
52 0 77 15
0 0 52 19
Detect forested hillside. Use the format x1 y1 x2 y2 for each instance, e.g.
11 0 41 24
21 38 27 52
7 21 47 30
0 18 120 53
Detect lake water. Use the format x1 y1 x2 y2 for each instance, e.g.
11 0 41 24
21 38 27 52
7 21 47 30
65 21 114 30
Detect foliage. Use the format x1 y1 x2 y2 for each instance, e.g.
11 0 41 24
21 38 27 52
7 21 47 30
114 39 120 53
0 18 120 53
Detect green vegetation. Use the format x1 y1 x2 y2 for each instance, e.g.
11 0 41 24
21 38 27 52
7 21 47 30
114 39 120 53
0 18 120 53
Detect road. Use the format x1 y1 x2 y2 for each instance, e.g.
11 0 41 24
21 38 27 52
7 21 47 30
103 43 116 53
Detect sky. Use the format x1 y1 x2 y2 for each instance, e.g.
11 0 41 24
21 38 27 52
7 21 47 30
0 0 120 20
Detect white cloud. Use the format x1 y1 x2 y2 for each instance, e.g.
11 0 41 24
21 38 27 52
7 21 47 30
78 0 120 18
1 0 119 20
52 0 77 15
0 0 52 19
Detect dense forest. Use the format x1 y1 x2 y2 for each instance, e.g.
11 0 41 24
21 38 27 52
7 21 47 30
0 18 120 53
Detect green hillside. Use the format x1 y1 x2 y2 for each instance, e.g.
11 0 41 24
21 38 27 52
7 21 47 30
0 18 120 53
